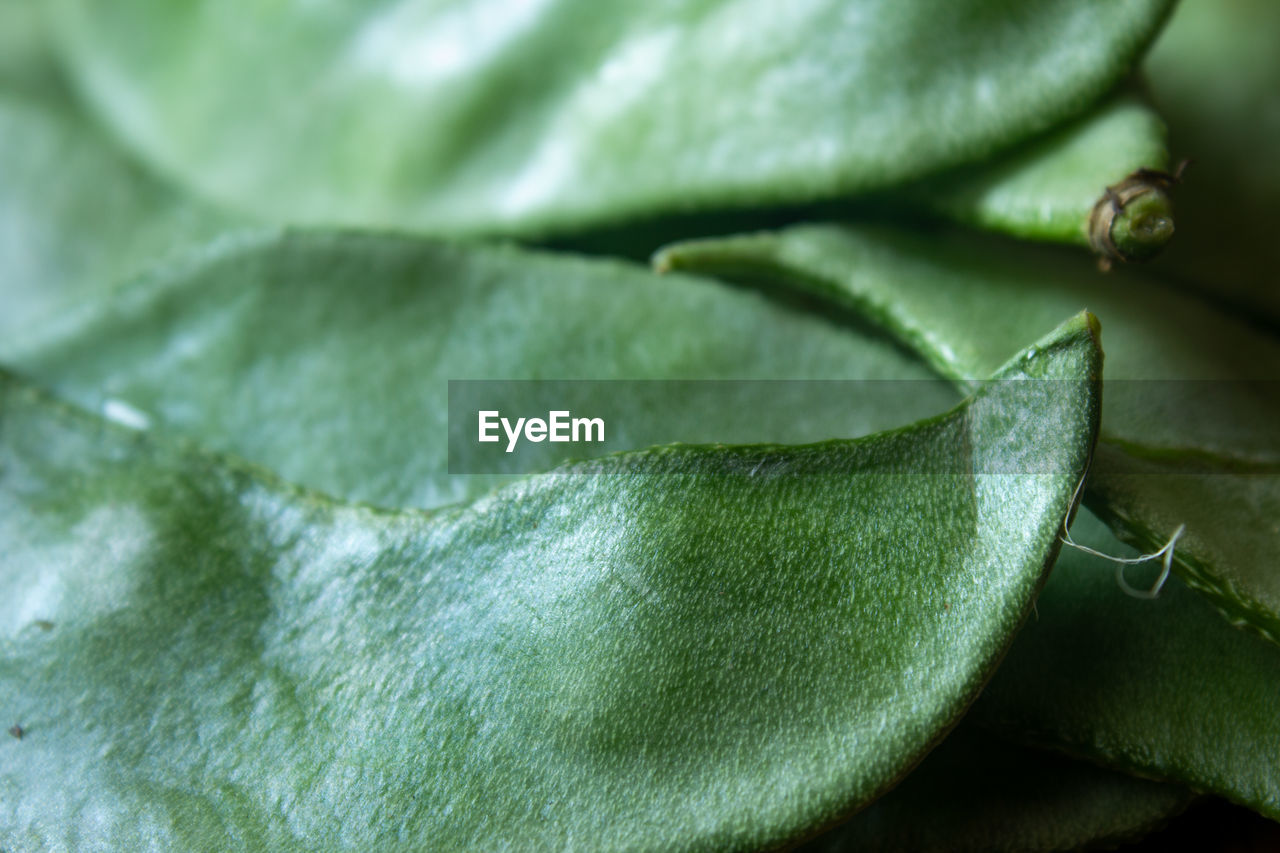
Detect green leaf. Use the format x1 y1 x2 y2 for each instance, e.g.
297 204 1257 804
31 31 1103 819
0 314 1100 850
3 231 956 510
970 508 1280 821
805 728 1193 853
0 92 234 341
0 1 62 98
909 93 1171 253
50 0 1172 238
1086 443 1280 643
509 95 1172 266
654 224 1280 642
1144 0 1280 324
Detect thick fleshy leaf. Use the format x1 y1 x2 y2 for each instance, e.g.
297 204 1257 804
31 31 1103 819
0 92 234 341
1085 443 1280 642
50 0 1171 238
909 93 1171 253
970 509 1280 821
655 224 1280 642
0 315 1100 850
804 728 1193 853
1144 0 1280 324
3 231 956 510
533 95 1171 266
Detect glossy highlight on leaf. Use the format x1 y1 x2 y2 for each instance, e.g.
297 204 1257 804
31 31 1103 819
50 0 1173 238
655 224 1280 643
0 314 1100 850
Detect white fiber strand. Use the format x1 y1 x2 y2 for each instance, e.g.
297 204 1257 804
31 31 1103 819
1060 473 1187 600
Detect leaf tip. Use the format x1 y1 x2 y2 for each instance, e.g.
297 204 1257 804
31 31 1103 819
1052 310 1104 355
651 249 674 275
1081 310 1103 346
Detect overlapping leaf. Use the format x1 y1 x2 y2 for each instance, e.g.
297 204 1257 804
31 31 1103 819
0 93 234 341
0 312 1100 849
2 3 1268 847
805 728 1192 853
656 224 1280 642
3 232 955 509
49 0 1171 238
971 509 1280 820
549 93 1172 264
905 93 1170 252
